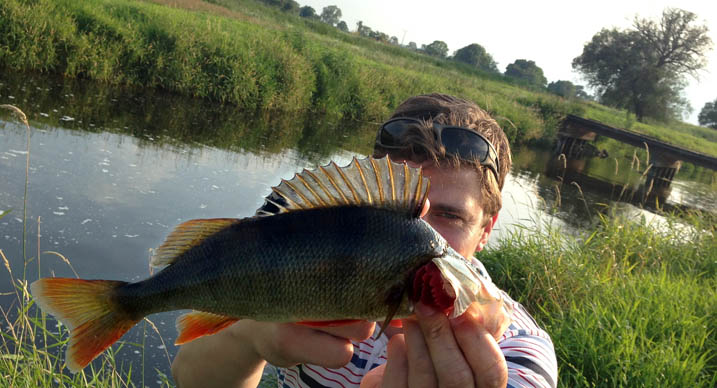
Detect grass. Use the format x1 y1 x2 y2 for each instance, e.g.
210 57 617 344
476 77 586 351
2 0 716 157
481 210 717 387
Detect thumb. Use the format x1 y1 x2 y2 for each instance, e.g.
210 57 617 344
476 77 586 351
360 364 386 388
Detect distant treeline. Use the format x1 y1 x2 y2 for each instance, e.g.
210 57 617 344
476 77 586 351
246 0 593 100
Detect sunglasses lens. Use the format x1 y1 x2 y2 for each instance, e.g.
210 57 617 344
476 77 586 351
379 119 415 147
440 127 489 162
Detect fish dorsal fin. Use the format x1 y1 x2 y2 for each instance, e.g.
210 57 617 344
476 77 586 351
150 218 238 268
256 156 430 217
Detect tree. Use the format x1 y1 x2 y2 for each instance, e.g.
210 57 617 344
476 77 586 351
453 43 499 73
280 0 299 13
698 98 717 129
423 40 449 58
407 41 418 50
299 6 318 19
573 8 712 121
504 59 547 88
389 36 399 45
547 80 577 98
356 21 372 37
336 20 348 32
320 5 342 26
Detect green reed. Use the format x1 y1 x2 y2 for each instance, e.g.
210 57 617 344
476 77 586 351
481 210 716 387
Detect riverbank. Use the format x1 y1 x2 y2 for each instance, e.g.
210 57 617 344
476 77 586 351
2 0 716 156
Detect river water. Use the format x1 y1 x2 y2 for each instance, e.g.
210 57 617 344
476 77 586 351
1 72 715 385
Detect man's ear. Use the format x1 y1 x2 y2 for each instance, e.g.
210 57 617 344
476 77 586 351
475 214 499 252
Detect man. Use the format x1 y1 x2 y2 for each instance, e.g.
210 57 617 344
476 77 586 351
172 94 557 388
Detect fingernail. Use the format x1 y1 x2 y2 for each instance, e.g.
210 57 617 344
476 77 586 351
415 302 437 317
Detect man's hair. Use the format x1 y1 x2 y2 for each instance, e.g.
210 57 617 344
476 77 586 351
373 93 512 225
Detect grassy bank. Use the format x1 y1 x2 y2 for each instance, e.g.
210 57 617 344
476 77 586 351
2 0 716 156
482 212 717 386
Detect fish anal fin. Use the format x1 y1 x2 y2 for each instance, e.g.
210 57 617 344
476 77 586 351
263 156 430 217
175 311 239 345
151 218 238 268
296 319 364 327
389 319 403 328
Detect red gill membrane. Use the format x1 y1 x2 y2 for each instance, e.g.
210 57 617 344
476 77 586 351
411 261 456 314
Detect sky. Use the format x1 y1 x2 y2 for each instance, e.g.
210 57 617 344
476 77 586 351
299 0 717 125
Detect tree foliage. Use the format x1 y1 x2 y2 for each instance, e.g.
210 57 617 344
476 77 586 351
547 80 577 98
423 40 449 58
257 0 299 13
356 21 371 37
336 20 348 32
547 80 591 100
299 6 318 19
453 43 499 73
320 5 341 26
698 98 717 129
504 59 547 88
573 8 712 121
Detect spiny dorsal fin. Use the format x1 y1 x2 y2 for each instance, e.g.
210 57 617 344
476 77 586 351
150 218 238 268
256 156 430 217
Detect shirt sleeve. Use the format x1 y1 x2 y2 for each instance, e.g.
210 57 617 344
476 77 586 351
500 294 558 388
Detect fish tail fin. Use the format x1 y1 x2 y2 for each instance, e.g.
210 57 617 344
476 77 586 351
30 278 140 372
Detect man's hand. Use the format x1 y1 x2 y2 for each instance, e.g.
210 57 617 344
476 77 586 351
248 320 376 368
360 302 507 388
172 319 375 388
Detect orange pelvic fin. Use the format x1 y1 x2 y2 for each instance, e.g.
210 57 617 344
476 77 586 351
296 319 364 327
175 311 239 345
30 278 139 372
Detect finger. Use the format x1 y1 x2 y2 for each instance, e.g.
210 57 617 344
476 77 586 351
451 306 508 388
318 321 376 341
382 334 409 387
402 319 437 388
420 198 430 218
414 303 475 388
267 322 355 368
360 364 385 388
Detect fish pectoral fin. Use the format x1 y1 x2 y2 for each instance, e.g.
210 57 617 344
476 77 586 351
377 298 403 339
151 218 238 268
175 311 239 345
296 319 364 327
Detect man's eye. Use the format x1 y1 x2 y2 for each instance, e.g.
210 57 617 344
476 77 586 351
437 212 461 220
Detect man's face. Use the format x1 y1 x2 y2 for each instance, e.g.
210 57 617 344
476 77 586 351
419 164 495 259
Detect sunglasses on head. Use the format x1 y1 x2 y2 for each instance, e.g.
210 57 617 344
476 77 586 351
375 117 500 181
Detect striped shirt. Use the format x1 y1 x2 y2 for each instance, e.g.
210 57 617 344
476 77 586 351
275 259 558 388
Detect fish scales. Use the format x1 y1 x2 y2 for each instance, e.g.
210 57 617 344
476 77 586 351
116 206 446 322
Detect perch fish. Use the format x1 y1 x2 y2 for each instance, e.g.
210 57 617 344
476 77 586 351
31 156 511 371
